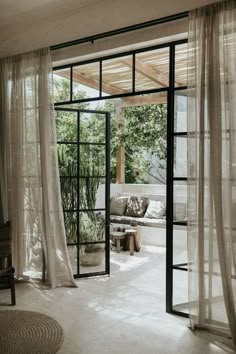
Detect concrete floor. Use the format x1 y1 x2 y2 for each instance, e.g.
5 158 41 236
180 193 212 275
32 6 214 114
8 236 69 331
0 245 234 354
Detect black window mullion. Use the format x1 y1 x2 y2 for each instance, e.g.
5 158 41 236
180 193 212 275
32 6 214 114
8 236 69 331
67 242 77 246
173 132 187 137
80 241 106 246
54 87 169 106
132 54 135 93
166 43 175 314
105 112 110 275
77 111 80 276
173 221 187 226
70 66 73 101
99 60 102 97
79 142 105 146
175 85 187 91
57 141 78 145
79 175 106 179
173 177 187 181
74 271 106 279
78 208 105 212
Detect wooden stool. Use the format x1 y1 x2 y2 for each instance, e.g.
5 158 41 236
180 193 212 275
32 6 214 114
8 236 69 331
111 232 126 253
125 228 140 256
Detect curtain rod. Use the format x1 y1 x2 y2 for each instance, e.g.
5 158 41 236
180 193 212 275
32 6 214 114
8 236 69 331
50 11 188 51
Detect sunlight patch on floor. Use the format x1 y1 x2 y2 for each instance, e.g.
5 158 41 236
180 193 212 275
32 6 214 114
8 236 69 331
142 245 166 254
110 254 149 272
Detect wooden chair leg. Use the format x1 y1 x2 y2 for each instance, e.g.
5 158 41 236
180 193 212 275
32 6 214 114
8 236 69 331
9 274 16 306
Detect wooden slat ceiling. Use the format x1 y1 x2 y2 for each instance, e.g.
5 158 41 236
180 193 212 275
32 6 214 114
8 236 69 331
56 43 187 97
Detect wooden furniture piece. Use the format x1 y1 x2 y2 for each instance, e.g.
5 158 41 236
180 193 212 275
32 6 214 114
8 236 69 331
0 222 16 306
110 225 141 255
111 231 127 253
125 228 141 256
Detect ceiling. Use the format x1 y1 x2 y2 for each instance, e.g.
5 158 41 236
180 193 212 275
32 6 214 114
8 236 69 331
0 0 219 58
0 0 100 26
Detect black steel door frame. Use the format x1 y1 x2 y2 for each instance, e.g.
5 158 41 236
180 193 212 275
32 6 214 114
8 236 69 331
166 44 188 317
55 107 110 278
53 38 188 315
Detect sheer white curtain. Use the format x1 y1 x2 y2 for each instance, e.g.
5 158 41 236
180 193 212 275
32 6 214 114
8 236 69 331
187 0 236 346
0 48 76 288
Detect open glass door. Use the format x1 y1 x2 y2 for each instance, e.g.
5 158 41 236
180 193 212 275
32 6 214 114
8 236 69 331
55 107 110 278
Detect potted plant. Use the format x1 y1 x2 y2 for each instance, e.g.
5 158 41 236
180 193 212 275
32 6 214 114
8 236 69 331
79 212 105 266
79 153 105 267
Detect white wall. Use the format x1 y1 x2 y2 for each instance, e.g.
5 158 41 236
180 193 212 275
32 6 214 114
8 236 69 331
0 0 219 58
95 183 187 209
110 183 187 203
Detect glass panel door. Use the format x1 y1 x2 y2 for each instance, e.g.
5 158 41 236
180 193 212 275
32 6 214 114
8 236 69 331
166 41 188 317
55 107 110 278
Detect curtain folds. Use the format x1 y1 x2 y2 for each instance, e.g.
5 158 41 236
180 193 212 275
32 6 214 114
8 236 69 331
187 0 236 347
0 48 76 288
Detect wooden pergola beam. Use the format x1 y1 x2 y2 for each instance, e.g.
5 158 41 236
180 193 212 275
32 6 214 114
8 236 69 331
120 57 182 87
55 70 127 96
117 92 167 108
73 71 127 96
120 57 169 87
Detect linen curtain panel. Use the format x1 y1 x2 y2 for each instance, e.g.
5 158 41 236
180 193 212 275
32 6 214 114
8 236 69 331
187 0 236 346
0 48 76 288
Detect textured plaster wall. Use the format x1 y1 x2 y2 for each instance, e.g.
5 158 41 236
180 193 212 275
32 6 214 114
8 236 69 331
0 0 219 58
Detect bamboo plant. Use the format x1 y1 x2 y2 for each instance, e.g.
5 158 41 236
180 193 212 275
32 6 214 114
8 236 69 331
58 143 105 251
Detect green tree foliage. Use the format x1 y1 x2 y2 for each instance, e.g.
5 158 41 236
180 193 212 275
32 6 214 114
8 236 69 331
124 103 167 183
103 100 167 183
54 74 88 108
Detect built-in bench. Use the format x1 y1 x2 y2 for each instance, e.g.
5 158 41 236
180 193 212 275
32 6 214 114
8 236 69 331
110 214 166 228
96 183 187 250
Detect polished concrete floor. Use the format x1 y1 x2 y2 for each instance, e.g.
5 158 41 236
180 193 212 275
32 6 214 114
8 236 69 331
0 245 234 354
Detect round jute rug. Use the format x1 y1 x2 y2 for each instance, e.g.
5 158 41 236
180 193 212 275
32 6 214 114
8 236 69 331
0 310 63 354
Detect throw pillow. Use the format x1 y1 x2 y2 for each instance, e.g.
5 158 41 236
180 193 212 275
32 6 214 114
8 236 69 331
144 200 166 219
125 196 149 217
110 196 128 216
